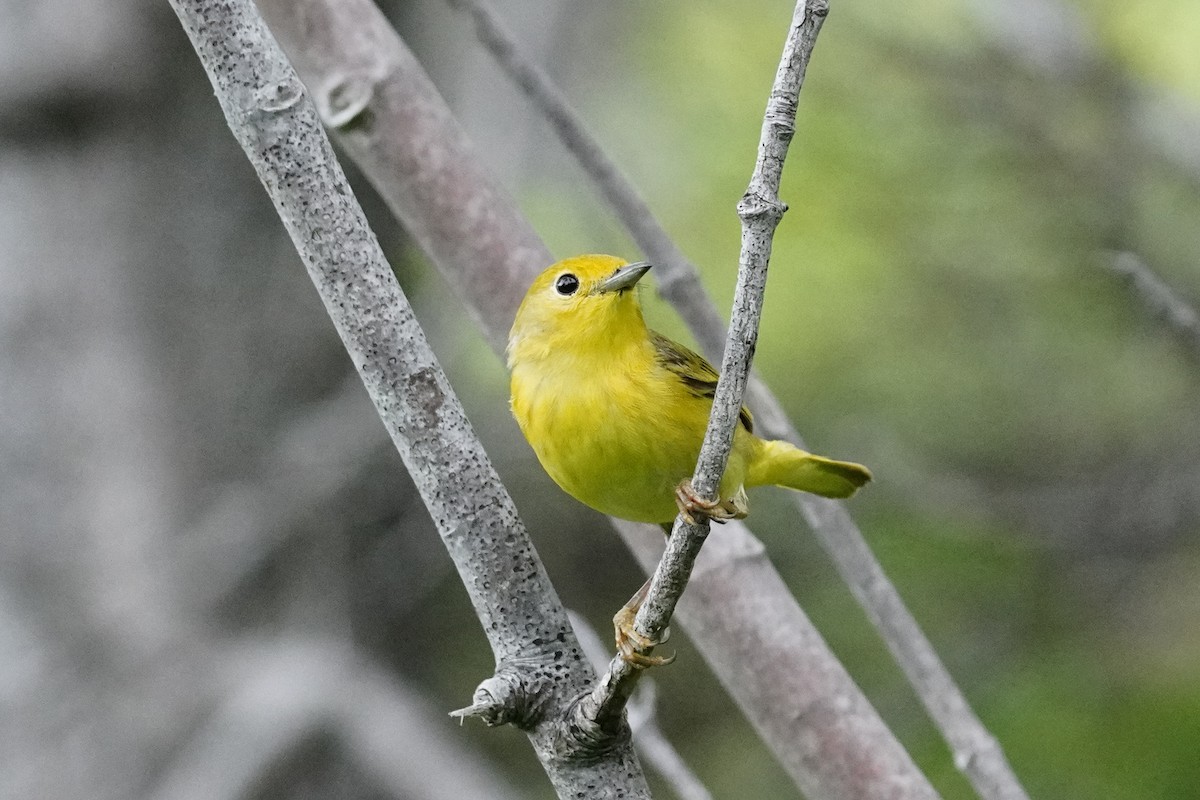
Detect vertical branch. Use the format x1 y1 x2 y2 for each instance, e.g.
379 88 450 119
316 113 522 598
579 0 830 733
165 0 649 796
568 612 715 800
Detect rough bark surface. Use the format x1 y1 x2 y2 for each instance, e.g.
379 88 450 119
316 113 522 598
167 0 649 796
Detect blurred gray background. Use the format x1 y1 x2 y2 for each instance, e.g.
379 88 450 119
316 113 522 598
2 0 1199 798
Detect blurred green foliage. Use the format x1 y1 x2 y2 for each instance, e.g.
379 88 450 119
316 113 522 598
410 0 1200 797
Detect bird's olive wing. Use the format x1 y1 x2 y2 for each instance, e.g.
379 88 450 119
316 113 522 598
650 332 754 433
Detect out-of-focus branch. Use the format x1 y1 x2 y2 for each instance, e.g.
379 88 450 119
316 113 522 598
618 521 943 799
447 0 730 360
175 376 388 609
580 11 939 800
149 639 524 800
449 1 1029 799
166 1 649 795
970 0 1200 370
1109 252 1200 359
258 0 943 796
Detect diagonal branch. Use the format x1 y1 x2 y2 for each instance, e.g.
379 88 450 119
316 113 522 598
165 1 648 796
447 0 731 360
449 2 1029 799
1109 251 1200 360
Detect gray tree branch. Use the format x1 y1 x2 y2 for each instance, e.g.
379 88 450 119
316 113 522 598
579 0 832 732
446 0 731 360
166 0 649 796
1108 251 1200 360
578 10 940 800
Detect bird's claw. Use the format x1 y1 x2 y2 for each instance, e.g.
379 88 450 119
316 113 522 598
613 605 675 669
674 479 739 525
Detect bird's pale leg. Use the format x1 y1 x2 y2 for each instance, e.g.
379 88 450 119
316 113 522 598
613 578 675 668
674 479 749 525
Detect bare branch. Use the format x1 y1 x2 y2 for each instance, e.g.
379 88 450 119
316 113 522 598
259 0 551 354
1109 251 1200 359
579 0 830 732
447 0 730 360
166 0 648 795
616 521 942 800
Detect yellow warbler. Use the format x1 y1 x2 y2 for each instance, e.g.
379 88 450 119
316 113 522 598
508 254 871 527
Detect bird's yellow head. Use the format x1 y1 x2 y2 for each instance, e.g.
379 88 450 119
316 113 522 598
508 254 652 368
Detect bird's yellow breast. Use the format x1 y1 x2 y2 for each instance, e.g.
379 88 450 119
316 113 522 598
511 339 750 523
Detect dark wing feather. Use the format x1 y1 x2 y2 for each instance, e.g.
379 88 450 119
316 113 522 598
650 331 753 433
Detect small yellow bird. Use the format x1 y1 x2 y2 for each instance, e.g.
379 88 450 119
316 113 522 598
508 254 871 526
508 254 871 665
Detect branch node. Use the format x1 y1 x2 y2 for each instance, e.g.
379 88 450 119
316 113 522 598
555 685 634 763
320 73 377 129
449 662 550 729
736 192 786 225
256 77 303 114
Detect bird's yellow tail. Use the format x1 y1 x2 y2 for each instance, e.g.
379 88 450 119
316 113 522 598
747 439 872 499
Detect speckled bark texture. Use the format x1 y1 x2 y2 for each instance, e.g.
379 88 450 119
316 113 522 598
166 0 649 796
257 0 550 355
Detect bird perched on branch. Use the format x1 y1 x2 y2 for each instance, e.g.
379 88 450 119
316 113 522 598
509 254 870 522
507 254 871 662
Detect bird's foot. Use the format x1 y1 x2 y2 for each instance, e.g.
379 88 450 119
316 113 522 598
613 582 675 669
674 479 745 525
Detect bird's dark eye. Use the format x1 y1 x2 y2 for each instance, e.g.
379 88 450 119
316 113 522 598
554 273 580 296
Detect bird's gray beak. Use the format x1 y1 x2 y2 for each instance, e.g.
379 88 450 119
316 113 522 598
596 261 652 294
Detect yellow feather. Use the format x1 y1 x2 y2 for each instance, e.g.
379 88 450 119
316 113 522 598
508 254 871 524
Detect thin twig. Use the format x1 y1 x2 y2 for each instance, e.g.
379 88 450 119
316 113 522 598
1109 251 1200 358
577 0 830 740
452 2 1030 799
166 1 649 796
615 519 943 800
148 639 525 800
